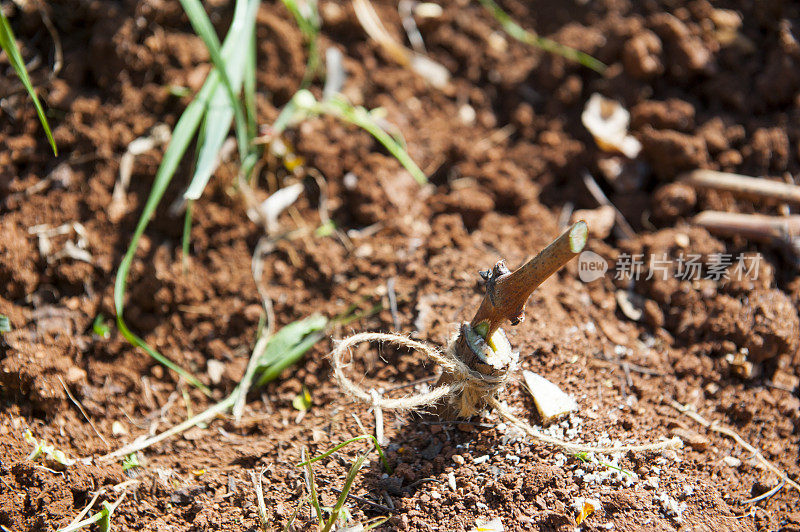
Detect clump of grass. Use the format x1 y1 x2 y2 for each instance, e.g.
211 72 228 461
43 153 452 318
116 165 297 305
114 0 261 392
0 11 57 154
115 0 427 387
57 493 126 532
101 314 329 461
296 436 391 531
478 0 606 73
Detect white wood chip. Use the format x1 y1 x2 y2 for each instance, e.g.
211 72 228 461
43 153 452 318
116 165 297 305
522 370 578 422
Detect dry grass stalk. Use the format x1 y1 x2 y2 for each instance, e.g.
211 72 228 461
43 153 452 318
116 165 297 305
671 401 800 495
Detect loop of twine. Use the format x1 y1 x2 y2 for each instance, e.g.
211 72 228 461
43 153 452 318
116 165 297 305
330 331 683 454
330 332 506 414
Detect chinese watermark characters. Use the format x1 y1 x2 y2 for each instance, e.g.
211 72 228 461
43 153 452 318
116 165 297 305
578 251 762 282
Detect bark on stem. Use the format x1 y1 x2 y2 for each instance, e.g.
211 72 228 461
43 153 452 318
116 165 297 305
435 221 588 419
470 221 588 340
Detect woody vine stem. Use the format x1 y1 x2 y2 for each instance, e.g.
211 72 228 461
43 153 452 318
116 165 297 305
331 220 684 452
437 221 589 419
470 221 589 339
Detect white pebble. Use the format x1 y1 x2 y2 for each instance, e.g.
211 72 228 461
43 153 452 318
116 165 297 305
723 456 741 467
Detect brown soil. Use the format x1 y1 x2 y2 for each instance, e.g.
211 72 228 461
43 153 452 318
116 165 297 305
2 0 800 531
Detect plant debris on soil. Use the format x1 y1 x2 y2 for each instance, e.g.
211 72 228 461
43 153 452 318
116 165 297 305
2 0 800 531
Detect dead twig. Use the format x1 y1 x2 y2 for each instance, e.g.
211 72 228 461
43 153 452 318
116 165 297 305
386 277 400 331
34 0 62 77
740 479 785 506
398 0 426 54
670 401 800 495
593 354 665 376
351 0 449 88
692 211 800 242
353 0 410 65
692 211 800 263
58 376 109 448
307 168 353 252
232 331 271 423
681 169 800 205
110 125 171 222
370 389 386 446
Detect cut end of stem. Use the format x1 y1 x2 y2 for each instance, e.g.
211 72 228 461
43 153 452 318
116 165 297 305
469 221 589 340
569 220 588 254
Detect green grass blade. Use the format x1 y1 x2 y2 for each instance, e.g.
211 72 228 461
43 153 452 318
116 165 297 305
244 27 257 139
288 90 427 185
364 516 391 530
254 314 328 386
479 0 606 73
322 448 371 532
297 434 391 474
255 330 326 385
182 199 193 260
280 497 309 532
115 312 209 394
303 448 324 527
337 103 427 185
270 97 300 138
280 0 321 84
114 83 218 396
280 0 318 39
0 11 57 155
181 0 259 200
57 510 104 532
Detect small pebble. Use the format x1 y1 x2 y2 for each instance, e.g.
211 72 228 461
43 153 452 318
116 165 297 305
448 472 457 491
723 456 741 467
207 360 225 385
452 454 465 465
645 477 660 489
473 455 490 465
111 421 127 436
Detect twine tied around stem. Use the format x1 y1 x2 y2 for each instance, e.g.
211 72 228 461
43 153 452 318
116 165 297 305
331 332 508 417
330 331 684 454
